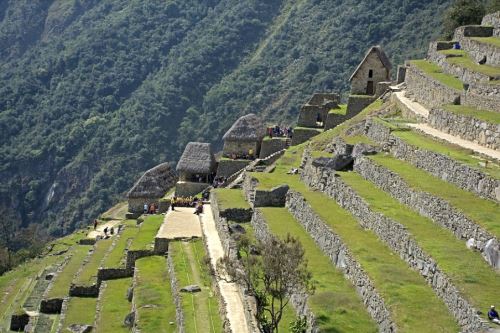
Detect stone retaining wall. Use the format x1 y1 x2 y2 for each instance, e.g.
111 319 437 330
126 250 155 270
429 108 500 150
454 25 494 42
461 37 500 67
364 119 500 202
301 156 488 332
167 250 185 333
354 156 498 261
217 160 251 178
346 95 376 116
463 82 500 112
69 284 99 297
210 192 239 260
219 208 253 222
291 128 322 146
482 11 500 37
405 64 462 108
259 138 288 159
97 267 131 280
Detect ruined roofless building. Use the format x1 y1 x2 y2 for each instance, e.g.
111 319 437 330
349 45 392 95
127 162 177 214
222 113 266 158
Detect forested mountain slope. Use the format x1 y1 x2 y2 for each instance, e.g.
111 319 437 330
0 0 450 237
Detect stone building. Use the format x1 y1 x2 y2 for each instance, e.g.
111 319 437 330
222 113 266 158
175 142 216 196
127 162 177 214
297 93 341 128
349 45 392 95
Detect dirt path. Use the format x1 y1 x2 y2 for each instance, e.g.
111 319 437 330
408 123 500 161
199 204 251 333
156 208 202 240
87 219 121 239
394 91 429 118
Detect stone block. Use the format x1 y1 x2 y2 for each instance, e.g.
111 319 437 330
259 138 288 159
174 181 210 197
291 127 322 146
216 159 251 178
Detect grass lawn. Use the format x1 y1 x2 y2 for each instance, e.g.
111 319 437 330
441 49 500 78
47 244 93 299
135 256 176 333
95 278 133 333
338 170 499 322
102 222 140 268
170 240 222 333
392 128 500 180
129 215 163 251
60 297 97 331
213 188 250 210
369 154 500 239
471 36 500 47
100 201 128 220
74 238 114 286
410 60 464 90
328 104 347 115
442 104 500 124
259 207 378 332
309 99 383 151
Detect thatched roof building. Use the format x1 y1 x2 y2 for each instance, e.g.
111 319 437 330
127 162 177 199
223 114 266 142
176 142 216 175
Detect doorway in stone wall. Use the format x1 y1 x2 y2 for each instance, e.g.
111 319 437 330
366 81 374 95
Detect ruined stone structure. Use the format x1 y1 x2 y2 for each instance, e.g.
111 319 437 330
127 162 177 214
176 142 216 196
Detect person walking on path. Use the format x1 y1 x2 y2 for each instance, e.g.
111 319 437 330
93 219 98 230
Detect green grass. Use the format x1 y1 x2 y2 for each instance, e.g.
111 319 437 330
74 238 114 286
260 207 378 332
47 245 93 299
135 256 176 333
392 128 500 180
309 99 383 150
170 240 222 333
213 188 251 210
369 154 500 238
311 150 332 158
338 170 499 322
100 201 128 220
294 126 323 132
101 226 139 268
441 49 500 78
328 104 347 115
410 59 464 90
95 278 133 333
442 104 500 124
471 36 500 47
263 136 288 142
129 215 163 251
61 297 97 331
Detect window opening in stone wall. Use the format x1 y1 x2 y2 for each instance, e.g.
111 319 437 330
368 69 373 78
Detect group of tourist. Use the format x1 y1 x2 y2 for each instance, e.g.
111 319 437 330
170 196 196 209
267 125 293 138
143 203 158 214
212 176 226 188
224 149 256 160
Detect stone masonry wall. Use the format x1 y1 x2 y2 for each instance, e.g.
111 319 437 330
354 156 498 256
167 250 185 333
259 138 288 159
346 95 376 116
429 108 500 150
217 159 251 178
482 11 500 37
463 82 500 112
291 127 322 146
405 64 462 108
301 156 488 332
461 37 500 66
364 119 500 202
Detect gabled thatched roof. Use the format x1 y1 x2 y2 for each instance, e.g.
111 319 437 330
176 142 216 174
127 162 177 199
223 113 266 142
349 45 392 81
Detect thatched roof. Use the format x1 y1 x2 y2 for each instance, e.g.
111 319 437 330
127 162 177 199
349 45 392 81
223 113 266 142
176 142 216 174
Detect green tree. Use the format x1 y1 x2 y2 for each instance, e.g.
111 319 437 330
443 0 485 38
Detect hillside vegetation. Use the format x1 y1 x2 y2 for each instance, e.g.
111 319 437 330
0 0 451 240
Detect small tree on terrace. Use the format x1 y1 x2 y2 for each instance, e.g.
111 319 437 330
219 233 314 333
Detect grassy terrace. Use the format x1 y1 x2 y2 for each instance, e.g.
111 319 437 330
134 256 176 332
338 170 499 322
74 238 113 286
95 278 133 333
250 150 458 331
442 104 500 124
47 244 93 299
471 36 500 47
370 154 500 238
410 59 463 90
439 49 500 79
259 207 378 332
391 128 500 180
328 104 347 115
60 297 97 332
101 221 139 268
170 240 222 333
213 188 250 210
129 215 163 251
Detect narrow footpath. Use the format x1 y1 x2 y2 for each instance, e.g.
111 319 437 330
199 204 251 333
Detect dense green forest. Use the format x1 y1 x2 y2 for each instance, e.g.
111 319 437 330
0 0 453 247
